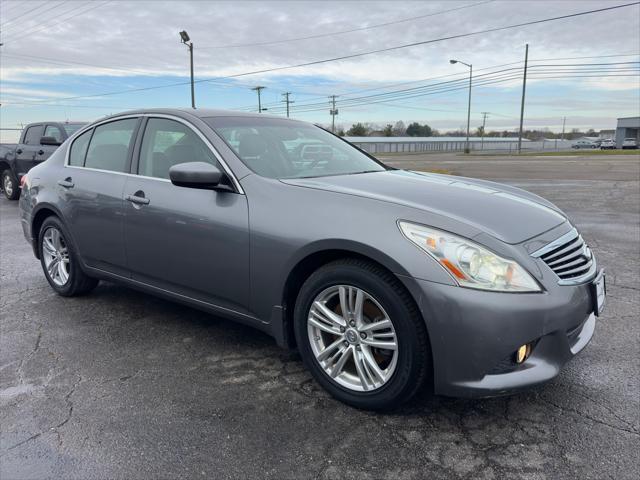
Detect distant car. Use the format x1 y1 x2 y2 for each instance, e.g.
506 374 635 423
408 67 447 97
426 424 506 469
622 138 638 149
0 121 85 200
600 139 616 150
571 140 597 149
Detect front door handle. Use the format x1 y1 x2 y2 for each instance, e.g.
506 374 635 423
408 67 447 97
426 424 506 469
57 178 74 188
16 148 23 154
126 193 150 205
37 149 44 155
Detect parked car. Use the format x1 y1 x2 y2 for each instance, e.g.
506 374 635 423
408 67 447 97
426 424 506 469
600 139 616 150
19 109 606 410
0 121 85 200
622 138 638 149
571 139 597 149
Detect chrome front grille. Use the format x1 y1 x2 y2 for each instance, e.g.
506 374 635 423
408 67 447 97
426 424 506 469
532 228 596 284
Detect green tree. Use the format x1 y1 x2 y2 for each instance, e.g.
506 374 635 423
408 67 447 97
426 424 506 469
383 124 394 136
347 123 368 136
406 122 433 137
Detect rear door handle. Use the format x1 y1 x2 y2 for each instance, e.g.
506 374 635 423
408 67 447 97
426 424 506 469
16 148 23 154
57 178 74 188
37 150 44 155
126 194 150 205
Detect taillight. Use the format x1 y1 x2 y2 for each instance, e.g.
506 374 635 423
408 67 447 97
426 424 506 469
20 174 28 189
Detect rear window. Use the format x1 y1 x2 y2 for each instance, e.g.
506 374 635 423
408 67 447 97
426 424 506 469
68 129 92 167
63 123 85 136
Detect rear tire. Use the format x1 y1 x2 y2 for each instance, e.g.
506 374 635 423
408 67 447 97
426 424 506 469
2 170 19 200
294 259 431 410
38 216 98 296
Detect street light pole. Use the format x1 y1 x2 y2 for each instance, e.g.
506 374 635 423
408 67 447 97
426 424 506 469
450 59 472 153
517 43 529 154
179 30 195 109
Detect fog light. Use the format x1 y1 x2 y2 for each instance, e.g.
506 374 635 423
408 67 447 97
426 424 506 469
515 343 531 364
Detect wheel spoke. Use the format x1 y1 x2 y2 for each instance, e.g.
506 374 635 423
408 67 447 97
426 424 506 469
51 229 62 250
58 261 69 284
354 349 374 390
317 337 345 362
360 338 397 351
360 319 392 332
312 300 346 327
329 345 353 378
47 258 59 278
43 237 56 255
361 346 386 383
309 312 342 335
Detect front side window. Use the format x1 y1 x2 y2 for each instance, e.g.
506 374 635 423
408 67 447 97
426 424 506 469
205 116 386 179
138 118 219 179
84 118 138 173
23 125 44 145
44 125 64 143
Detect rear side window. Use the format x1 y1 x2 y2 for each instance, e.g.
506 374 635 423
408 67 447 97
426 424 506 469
44 125 64 144
68 129 92 167
138 118 219 179
84 118 138 173
23 125 44 145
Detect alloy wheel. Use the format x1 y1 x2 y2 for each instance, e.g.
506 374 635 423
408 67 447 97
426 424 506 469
3 174 13 197
307 285 398 392
42 227 71 286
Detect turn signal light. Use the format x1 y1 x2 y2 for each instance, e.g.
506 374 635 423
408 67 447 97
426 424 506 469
515 343 532 364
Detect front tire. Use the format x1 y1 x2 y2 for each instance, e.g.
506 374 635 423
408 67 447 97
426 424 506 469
2 170 19 200
38 216 98 296
294 259 431 410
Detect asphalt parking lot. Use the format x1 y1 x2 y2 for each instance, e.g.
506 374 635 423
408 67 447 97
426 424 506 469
1 154 639 479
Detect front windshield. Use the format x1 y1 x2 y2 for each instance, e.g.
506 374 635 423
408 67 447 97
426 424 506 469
205 116 386 179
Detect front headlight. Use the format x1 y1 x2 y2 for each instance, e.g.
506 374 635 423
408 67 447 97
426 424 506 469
398 221 541 292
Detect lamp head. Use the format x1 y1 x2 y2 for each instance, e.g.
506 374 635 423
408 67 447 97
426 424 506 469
449 59 458 64
179 30 190 43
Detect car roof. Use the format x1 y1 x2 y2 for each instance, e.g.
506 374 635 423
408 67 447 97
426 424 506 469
95 108 302 123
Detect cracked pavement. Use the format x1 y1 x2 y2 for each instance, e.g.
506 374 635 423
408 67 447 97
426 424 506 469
1 154 639 479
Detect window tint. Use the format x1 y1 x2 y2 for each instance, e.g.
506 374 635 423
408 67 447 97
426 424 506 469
23 125 44 145
138 118 219 179
68 129 92 167
44 125 64 143
85 118 138 173
206 116 385 179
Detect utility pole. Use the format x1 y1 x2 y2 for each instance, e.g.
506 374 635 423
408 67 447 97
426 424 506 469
179 30 195 109
282 92 294 118
480 112 489 150
252 86 266 113
561 116 566 140
517 43 529 154
329 95 338 133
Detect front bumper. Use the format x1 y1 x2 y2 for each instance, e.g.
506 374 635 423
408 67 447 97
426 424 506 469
400 274 598 398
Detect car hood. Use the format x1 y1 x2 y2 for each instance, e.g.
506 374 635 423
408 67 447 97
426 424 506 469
281 170 566 244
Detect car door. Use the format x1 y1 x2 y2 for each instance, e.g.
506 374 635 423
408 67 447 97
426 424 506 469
123 116 250 313
15 124 43 176
61 117 141 277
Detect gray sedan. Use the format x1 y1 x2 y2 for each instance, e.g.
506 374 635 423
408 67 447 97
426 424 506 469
19 109 606 410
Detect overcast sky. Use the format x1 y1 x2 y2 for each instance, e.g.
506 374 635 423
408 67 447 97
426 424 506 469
1 0 639 139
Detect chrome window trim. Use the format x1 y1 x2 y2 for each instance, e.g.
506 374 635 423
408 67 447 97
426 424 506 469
64 113 244 194
531 227 598 285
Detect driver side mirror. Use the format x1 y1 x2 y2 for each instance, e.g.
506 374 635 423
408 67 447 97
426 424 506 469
169 162 228 190
40 136 62 146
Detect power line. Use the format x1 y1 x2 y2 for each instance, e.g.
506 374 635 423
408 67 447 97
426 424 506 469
0 1 53 28
11 2 639 104
1 1 110 43
1 1 76 36
198 1 494 49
